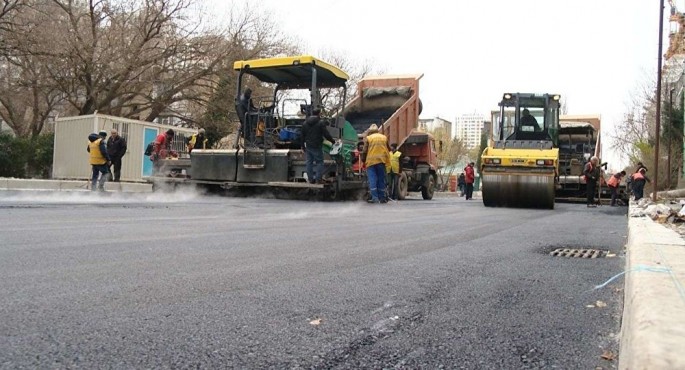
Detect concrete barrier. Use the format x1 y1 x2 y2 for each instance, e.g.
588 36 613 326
620 213 685 369
0 178 152 193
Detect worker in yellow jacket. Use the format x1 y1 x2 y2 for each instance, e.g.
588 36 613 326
86 132 111 191
387 143 402 200
187 128 208 153
362 124 391 203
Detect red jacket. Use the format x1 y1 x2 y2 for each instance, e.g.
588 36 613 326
153 133 175 159
464 165 475 184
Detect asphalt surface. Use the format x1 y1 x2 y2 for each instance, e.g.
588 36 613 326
0 190 628 369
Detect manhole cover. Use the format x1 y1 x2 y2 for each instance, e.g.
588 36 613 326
549 248 607 258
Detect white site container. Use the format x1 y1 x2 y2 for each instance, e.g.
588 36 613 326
52 113 197 182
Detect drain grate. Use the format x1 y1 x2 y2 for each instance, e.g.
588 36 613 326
549 248 607 258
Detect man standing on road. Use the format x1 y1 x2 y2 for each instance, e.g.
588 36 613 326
584 156 601 207
363 124 391 203
87 132 111 191
464 162 475 200
458 172 466 197
107 129 127 182
301 108 336 184
388 143 402 200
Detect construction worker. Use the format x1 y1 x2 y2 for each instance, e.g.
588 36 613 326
187 128 208 153
151 129 177 174
363 124 391 203
106 129 127 182
301 108 336 184
584 156 601 207
387 143 402 200
520 108 539 131
607 170 626 206
464 162 475 200
631 168 650 201
351 141 365 174
86 132 111 191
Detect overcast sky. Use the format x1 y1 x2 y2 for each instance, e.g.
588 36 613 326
209 0 669 169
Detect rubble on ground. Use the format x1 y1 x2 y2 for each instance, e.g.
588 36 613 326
631 197 685 236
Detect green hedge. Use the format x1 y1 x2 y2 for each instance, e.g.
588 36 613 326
0 133 54 178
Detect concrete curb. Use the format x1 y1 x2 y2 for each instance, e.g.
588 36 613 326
620 212 685 369
0 178 152 193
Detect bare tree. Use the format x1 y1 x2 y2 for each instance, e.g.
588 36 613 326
314 49 385 115
431 125 468 187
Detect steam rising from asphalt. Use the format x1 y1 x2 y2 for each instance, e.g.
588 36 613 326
0 187 203 204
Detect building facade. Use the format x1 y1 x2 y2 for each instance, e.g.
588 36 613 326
454 112 486 149
418 116 452 135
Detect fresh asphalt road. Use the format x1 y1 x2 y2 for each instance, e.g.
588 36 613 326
0 190 628 369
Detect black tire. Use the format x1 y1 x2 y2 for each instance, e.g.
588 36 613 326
422 175 435 200
398 172 408 200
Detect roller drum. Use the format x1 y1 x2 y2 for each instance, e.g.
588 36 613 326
481 170 555 209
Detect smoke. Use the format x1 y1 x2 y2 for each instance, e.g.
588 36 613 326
0 187 204 204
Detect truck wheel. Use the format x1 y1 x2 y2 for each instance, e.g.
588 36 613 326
398 172 408 200
422 175 435 200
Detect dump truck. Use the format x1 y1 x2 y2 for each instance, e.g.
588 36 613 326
150 55 366 200
344 75 439 200
481 93 561 209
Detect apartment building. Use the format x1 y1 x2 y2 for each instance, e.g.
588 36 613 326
454 112 486 149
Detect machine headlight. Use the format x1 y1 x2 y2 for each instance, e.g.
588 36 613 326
553 95 560 101
536 159 554 165
484 158 501 164
504 94 512 99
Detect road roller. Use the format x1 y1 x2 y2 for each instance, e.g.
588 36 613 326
481 93 561 209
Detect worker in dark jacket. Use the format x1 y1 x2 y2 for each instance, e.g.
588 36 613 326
301 108 336 184
457 172 466 197
106 129 127 182
87 132 111 191
584 156 601 207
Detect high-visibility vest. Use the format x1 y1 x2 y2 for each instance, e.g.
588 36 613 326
88 138 107 165
390 150 402 174
352 150 365 172
632 171 645 181
607 174 620 187
365 133 390 167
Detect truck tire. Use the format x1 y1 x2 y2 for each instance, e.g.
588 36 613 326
422 175 435 200
398 172 408 200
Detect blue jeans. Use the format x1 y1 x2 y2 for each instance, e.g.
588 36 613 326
305 147 324 183
91 164 109 190
367 163 387 201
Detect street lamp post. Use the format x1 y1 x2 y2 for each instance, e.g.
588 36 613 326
668 87 674 188
655 0 665 201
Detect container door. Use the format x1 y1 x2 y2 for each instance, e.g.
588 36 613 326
142 127 158 177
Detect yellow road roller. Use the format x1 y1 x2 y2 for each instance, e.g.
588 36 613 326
481 93 561 209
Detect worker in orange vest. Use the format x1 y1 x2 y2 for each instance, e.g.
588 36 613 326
606 170 626 206
631 168 650 201
351 141 366 174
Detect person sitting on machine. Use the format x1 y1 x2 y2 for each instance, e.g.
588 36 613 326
520 108 539 131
